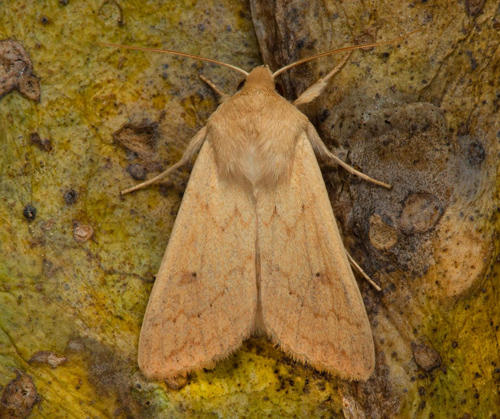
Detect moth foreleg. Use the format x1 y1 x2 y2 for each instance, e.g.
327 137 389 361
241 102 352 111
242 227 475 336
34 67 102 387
306 124 392 189
121 126 207 195
293 52 351 107
199 75 230 103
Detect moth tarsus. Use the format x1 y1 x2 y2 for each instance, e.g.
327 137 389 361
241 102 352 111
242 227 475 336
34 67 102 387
346 251 382 292
107 29 420 381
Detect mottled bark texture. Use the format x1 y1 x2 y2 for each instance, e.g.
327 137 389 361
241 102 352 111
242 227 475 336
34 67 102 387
0 0 498 418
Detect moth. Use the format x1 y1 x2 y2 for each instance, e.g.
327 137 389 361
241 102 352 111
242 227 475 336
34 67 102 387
101 30 417 381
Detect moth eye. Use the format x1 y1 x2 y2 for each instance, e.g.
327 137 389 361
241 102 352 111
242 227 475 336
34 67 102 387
275 82 284 96
237 79 246 90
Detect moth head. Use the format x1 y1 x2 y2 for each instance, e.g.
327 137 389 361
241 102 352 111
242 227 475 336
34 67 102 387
242 66 275 92
237 67 285 96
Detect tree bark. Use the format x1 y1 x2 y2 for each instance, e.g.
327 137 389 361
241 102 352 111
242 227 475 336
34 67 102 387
1 1 498 418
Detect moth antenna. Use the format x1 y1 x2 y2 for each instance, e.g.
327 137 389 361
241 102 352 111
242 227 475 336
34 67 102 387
97 42 249 77
272 28 422 78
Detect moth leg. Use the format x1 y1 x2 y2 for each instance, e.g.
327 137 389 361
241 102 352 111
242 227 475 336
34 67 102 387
306 123 392 189
121 126 207 195
164 372 189 390
199 75 230 103
293 51 352 107
345 250 381 291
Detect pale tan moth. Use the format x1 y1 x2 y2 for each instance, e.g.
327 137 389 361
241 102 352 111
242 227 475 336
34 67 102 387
101 29 418 381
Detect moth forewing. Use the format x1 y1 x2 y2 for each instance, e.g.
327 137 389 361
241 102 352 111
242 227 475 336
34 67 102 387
138 141 258 379
258 132 374 380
